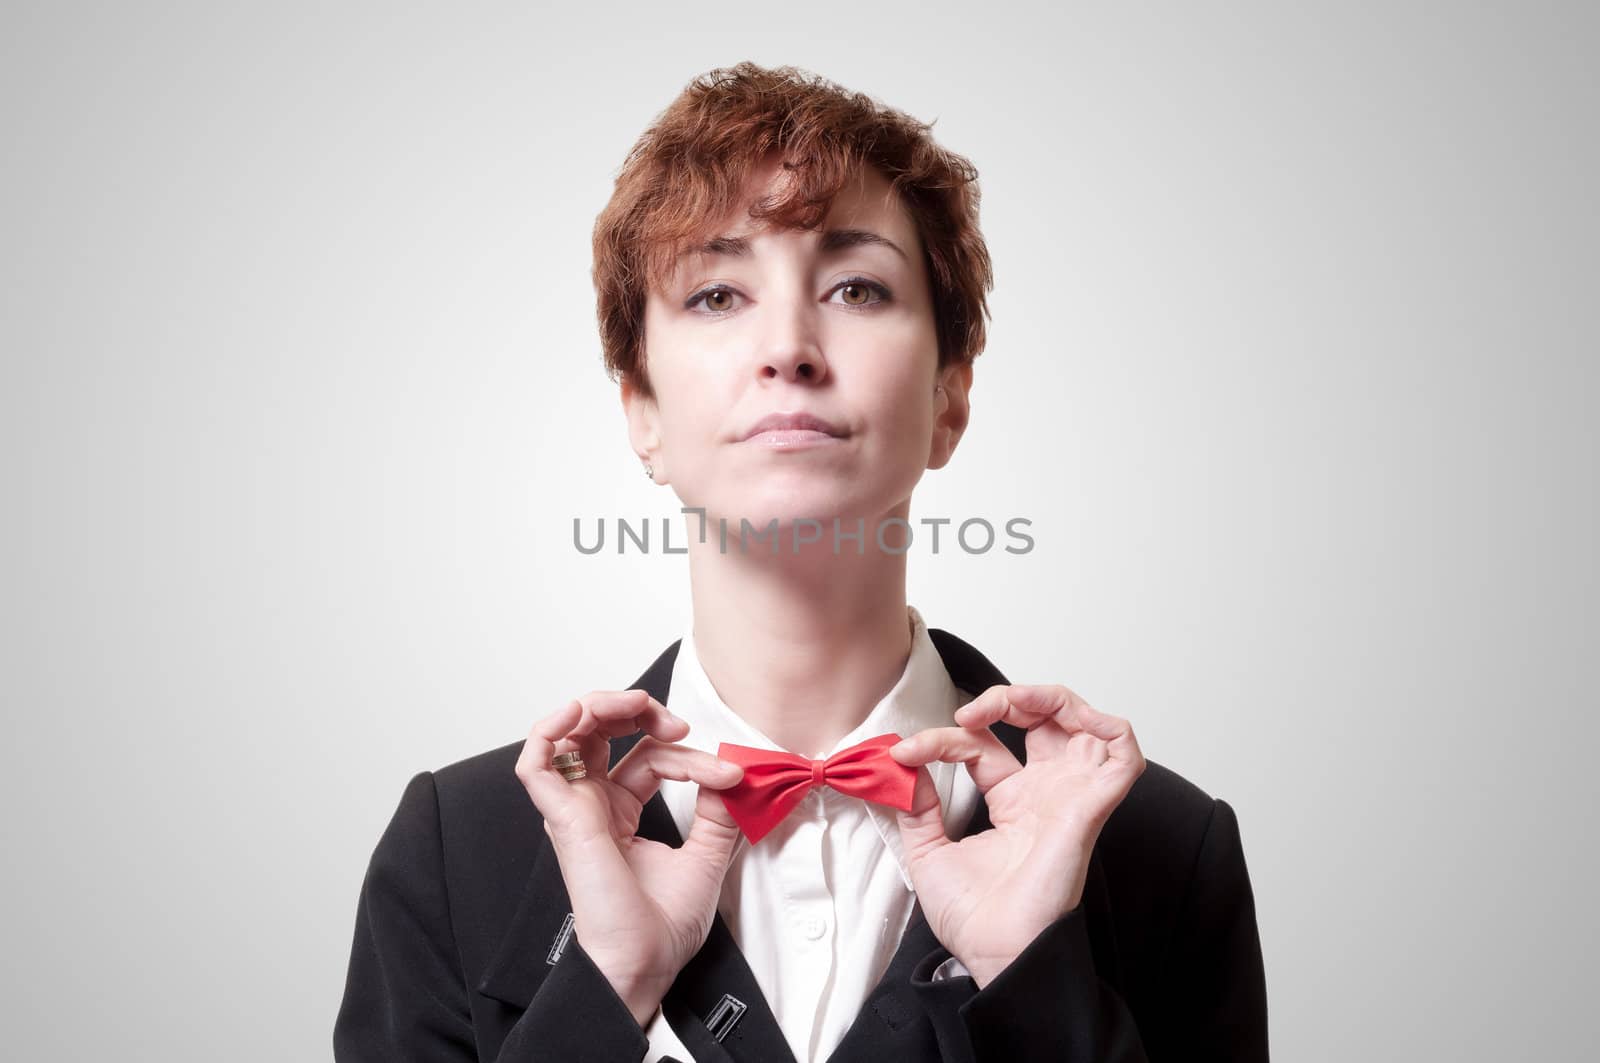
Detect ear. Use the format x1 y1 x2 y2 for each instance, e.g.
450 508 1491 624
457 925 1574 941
927 361 973 470
620 374 667 484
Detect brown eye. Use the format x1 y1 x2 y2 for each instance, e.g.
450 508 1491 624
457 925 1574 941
705 289 733 312
830 279 889 308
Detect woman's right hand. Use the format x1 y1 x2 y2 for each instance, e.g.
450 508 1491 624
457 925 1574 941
514 690 746 1028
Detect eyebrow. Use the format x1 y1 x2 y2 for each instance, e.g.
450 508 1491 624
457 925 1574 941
678 227 909 264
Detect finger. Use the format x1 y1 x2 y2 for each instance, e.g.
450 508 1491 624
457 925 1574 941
532 698 586 746
544 690 689 782
610 738 745 808
570 728 614 777
1007 690 1144 778
515 700 593 822
893 764 949 861
1009 687 1142 771
958 684 1117 741
888 726 1022 794
954 685 1058 761
527 701 613 783
1047 699 1141 767
1068 734 1110 768
958 684 1094 761
569 689 690 744
950 684 1016 729
681 779 745 872
955 683 1082 731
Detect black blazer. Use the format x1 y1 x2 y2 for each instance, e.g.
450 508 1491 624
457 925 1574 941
334 628 1269 1061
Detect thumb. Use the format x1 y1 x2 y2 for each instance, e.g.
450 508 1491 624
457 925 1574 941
894 764 950 863
681 782 744 873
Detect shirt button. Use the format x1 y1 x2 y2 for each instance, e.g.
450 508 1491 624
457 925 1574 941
803 916 826 940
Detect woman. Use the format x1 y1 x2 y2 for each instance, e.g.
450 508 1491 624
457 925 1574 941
335 61 1268 1062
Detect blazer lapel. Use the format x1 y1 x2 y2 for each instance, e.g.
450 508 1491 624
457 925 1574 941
477 628 1123 1063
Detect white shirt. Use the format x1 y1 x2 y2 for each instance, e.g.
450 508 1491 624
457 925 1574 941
643 605 979 1063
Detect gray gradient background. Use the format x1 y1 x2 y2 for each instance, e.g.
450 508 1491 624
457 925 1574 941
3 2 1595 1059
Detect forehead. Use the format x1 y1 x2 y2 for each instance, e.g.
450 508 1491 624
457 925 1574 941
678 161 920 263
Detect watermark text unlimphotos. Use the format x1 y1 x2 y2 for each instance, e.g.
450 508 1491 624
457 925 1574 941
573 508 1034 556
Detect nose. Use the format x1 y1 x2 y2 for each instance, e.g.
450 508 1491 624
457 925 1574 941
755 290 829 386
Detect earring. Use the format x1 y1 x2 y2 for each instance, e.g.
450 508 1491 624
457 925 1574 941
644 464 655 480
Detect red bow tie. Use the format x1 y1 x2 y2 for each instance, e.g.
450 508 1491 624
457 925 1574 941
715 733 917 844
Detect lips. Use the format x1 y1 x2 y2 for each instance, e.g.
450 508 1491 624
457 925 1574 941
740 412 847 441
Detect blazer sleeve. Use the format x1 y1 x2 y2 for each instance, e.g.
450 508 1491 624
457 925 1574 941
1157 797 1269 1061
905 797 1268 1062
334 771 478 1061
334 770 664 1063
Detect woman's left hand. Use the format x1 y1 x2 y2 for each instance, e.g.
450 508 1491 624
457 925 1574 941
888 683 1147 987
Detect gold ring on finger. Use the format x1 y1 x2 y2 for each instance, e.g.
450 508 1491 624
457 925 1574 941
551 751 588 782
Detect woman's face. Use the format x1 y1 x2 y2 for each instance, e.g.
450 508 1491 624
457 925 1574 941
625 158 972 535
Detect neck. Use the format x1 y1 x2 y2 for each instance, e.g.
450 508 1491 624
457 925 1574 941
684 501 915 758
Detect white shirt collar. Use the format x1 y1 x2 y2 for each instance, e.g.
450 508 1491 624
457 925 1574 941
660 604 975 890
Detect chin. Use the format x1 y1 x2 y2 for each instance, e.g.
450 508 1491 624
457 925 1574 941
698 479 886 536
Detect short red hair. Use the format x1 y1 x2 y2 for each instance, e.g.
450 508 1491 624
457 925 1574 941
591 61 994 396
